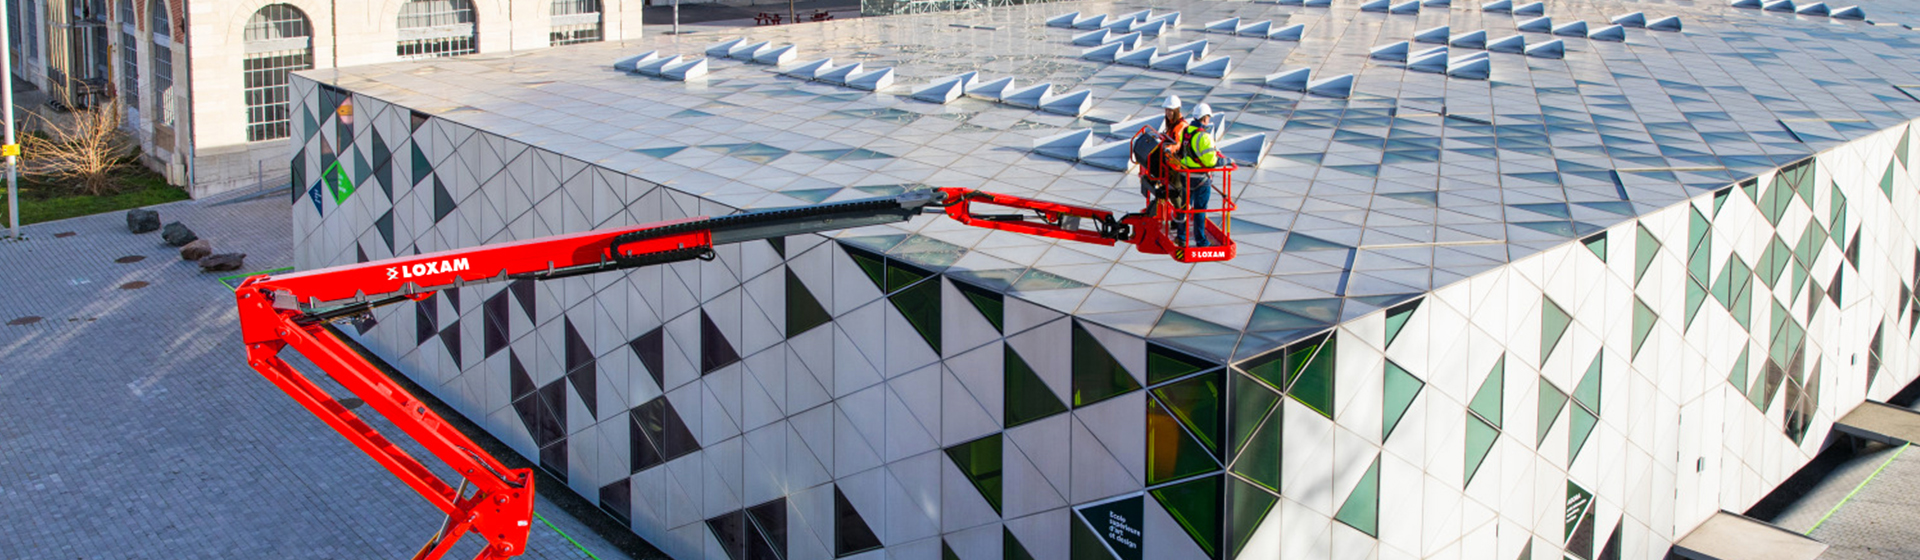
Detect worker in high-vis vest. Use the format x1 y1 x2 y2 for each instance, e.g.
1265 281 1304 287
1176 103 1227 246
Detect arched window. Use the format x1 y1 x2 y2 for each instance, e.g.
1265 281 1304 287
549 0 602 46
243 4 313 141
396 0 477 59
149 0 175 127
116 0 137 111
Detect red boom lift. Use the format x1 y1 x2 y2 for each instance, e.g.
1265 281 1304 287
234 180 1235 559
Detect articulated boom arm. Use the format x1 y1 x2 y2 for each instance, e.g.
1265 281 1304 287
233 187 1142 560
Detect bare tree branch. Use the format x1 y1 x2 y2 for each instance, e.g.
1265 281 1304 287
23 101 133 196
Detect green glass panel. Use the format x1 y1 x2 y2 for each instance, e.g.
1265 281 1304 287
1740 178 1759 203
1688 207 1709 256
1147 397 1220 485
1469 356 1505 428
1148 343 1214 385
1832 204 1849 251
1732 281 1752 330
885 260 931 293
1713 187 1730 216
1005 347 1067 428
1748 359 1773 409
1760 237 1791 288
1575 354 1602 412
848 248 887 293
945 434 1004 515
1794 225 1816 269
1073 321 1141 407
1382 360 1424 441
1728 255 1743 310
1541 297 1572 365
1228 478 1278 559
943 541 960 560
954 281 1005 334
1568 405 1598 464
1762 174 1792 226
1150 475 1224 559
1769 300 1793 366
1155 371 1227 460
1538 380 1569 445
1882 160 1897 199
1231 373 1280 457
1729 347 1749 394
1582 232 1608 262
786 269 832 338
1830 181 1847 226
1070 510 1117 560
410 142 431 185
1333 456 1381 537
1384 299 1421 348
1688 238 1712 286
1631 297 1657 360
1793 162 1817 208
1634 223 1660 286
890 279 942 355
1807 221 1829 261
1229 401 1283 492
1241 334 1319 394
1790 259 1808 302
1900 127 1911 167
1288 335 1337 418
1006 528 1038 560
1464 414 1498 487
1684 277 1708 331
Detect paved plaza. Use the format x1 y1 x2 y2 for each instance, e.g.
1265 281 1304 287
0 192 655 559
1767 400 1920 560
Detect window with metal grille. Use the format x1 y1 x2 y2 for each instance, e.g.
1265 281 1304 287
549 0 602 46
117 0 138 109
243 4 313 142
18 0 37 62
151 0 174 127
397 0 477 59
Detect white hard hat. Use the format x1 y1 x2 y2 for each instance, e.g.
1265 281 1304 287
1193 102 1214 118
1162 96 1181 109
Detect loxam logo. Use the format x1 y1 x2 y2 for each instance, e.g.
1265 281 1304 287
1187 249 1227 259
386 258 471 281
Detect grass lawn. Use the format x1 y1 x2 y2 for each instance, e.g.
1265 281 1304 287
0 165 188 227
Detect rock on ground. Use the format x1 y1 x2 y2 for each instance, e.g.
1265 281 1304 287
199 253 247 272
127 209 160 233
179 239 212 261
160 222 198 247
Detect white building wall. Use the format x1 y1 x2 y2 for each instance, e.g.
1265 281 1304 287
289 73 1920 560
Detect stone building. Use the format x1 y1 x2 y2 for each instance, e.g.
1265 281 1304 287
5 0 645 197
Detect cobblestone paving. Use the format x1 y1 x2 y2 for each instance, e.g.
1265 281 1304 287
0 194 644 560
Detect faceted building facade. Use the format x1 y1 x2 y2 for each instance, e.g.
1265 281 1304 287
289 0 1920 559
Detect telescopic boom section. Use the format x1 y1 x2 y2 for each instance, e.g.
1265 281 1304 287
233 188 1137 560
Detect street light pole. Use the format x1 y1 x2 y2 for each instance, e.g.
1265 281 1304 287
673 0 680 35
2 0 17 240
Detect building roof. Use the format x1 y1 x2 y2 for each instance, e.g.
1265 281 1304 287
303 0 1920 362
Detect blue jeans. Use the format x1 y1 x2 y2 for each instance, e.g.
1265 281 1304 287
1180 173 1213 246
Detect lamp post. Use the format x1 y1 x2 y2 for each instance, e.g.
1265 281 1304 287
3 0 18 240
